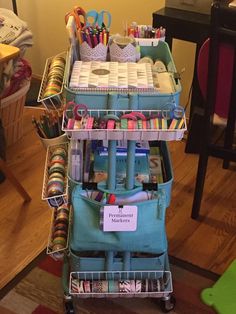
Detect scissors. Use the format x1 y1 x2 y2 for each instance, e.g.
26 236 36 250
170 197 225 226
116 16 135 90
64 101 88 120
85 10 111 29
65 6 86 30
162 100 184 120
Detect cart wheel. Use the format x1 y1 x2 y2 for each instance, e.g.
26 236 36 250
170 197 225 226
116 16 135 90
160 295 176 313
64 300 74 314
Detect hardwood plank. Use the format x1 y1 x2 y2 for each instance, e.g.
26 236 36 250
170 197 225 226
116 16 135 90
15 268 64 314
168 141 236 274
0 306 16 314
0 290 38 314
0 108 51 289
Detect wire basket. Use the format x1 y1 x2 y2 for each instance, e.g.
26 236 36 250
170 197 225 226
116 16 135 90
46 205 72 260
37 51 67 111
62 108 187 142
69 270 172 298
0 81 30 146
42 142 69 207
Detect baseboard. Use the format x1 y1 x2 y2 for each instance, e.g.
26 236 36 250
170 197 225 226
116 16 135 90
31 74 43 81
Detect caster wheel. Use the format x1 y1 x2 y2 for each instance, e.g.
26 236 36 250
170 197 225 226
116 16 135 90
64 300 74 314
160 295 176 313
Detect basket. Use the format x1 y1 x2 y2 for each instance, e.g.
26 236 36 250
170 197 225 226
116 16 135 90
0 81 30 146
79 42 108 62
109 42 137 62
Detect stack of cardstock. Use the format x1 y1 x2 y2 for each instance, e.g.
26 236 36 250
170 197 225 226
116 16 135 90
69 61 154 89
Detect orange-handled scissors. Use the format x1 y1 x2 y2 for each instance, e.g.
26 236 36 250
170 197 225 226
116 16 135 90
65 6 86 30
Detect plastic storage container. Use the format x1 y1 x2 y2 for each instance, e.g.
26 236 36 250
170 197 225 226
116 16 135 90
64 41 182 110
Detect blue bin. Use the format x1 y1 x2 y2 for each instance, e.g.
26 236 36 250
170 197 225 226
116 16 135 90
64 41 181 110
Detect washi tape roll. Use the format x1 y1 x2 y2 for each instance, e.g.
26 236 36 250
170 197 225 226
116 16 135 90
84 280 91 293
53 229 67 239
108 280 119 293
47 183 64 197
130 280 136 292
79 280 84 293
51 147 67 159
51 155 66 165
92 281 103 293
73 103 88 121
71 279 79 293
48 172 65 180
102 280 109 293
135 280 142 293
54 222 68 232
57 204 70 215
119 280 132 293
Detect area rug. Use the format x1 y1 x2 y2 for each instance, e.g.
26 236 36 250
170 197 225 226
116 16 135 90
0 255 216 314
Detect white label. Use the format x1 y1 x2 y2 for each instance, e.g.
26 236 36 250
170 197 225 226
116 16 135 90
103 205 137 232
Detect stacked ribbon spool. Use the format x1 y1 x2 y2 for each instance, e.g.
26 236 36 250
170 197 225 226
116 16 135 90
51 204 70 251
47 147 67 197
43 56 66 98
71 278 165 293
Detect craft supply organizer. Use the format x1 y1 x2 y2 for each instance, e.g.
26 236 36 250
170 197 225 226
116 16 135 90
39 34 187 312
37 51 67 111
46 205 72 258
42 142 69 208
62 108 186 142
69 270 172 297
64 41 182 109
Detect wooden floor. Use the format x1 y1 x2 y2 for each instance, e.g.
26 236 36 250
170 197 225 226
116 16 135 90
0 107 235 291
0 107 51 290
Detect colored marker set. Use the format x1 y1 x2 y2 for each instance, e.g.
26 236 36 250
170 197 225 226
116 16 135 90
78 27 109 47
32 111 63 139
128 23 165 39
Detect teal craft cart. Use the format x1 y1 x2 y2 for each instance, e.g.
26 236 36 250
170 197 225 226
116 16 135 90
39 39 186 313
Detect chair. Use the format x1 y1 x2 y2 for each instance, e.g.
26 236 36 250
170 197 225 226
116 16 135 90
0 157 31 202
191 1 236 219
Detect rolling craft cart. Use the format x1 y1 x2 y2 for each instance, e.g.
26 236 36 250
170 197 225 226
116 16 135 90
39 36 186 313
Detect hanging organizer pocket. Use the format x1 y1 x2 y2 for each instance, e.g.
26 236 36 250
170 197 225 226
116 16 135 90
71 184 167 254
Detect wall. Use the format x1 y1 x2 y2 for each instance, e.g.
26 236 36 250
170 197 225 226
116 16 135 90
3 0 195 109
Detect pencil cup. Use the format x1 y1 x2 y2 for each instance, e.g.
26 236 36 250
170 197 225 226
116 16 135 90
79 42 108 62
39 133 68 150
109 43 137 62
